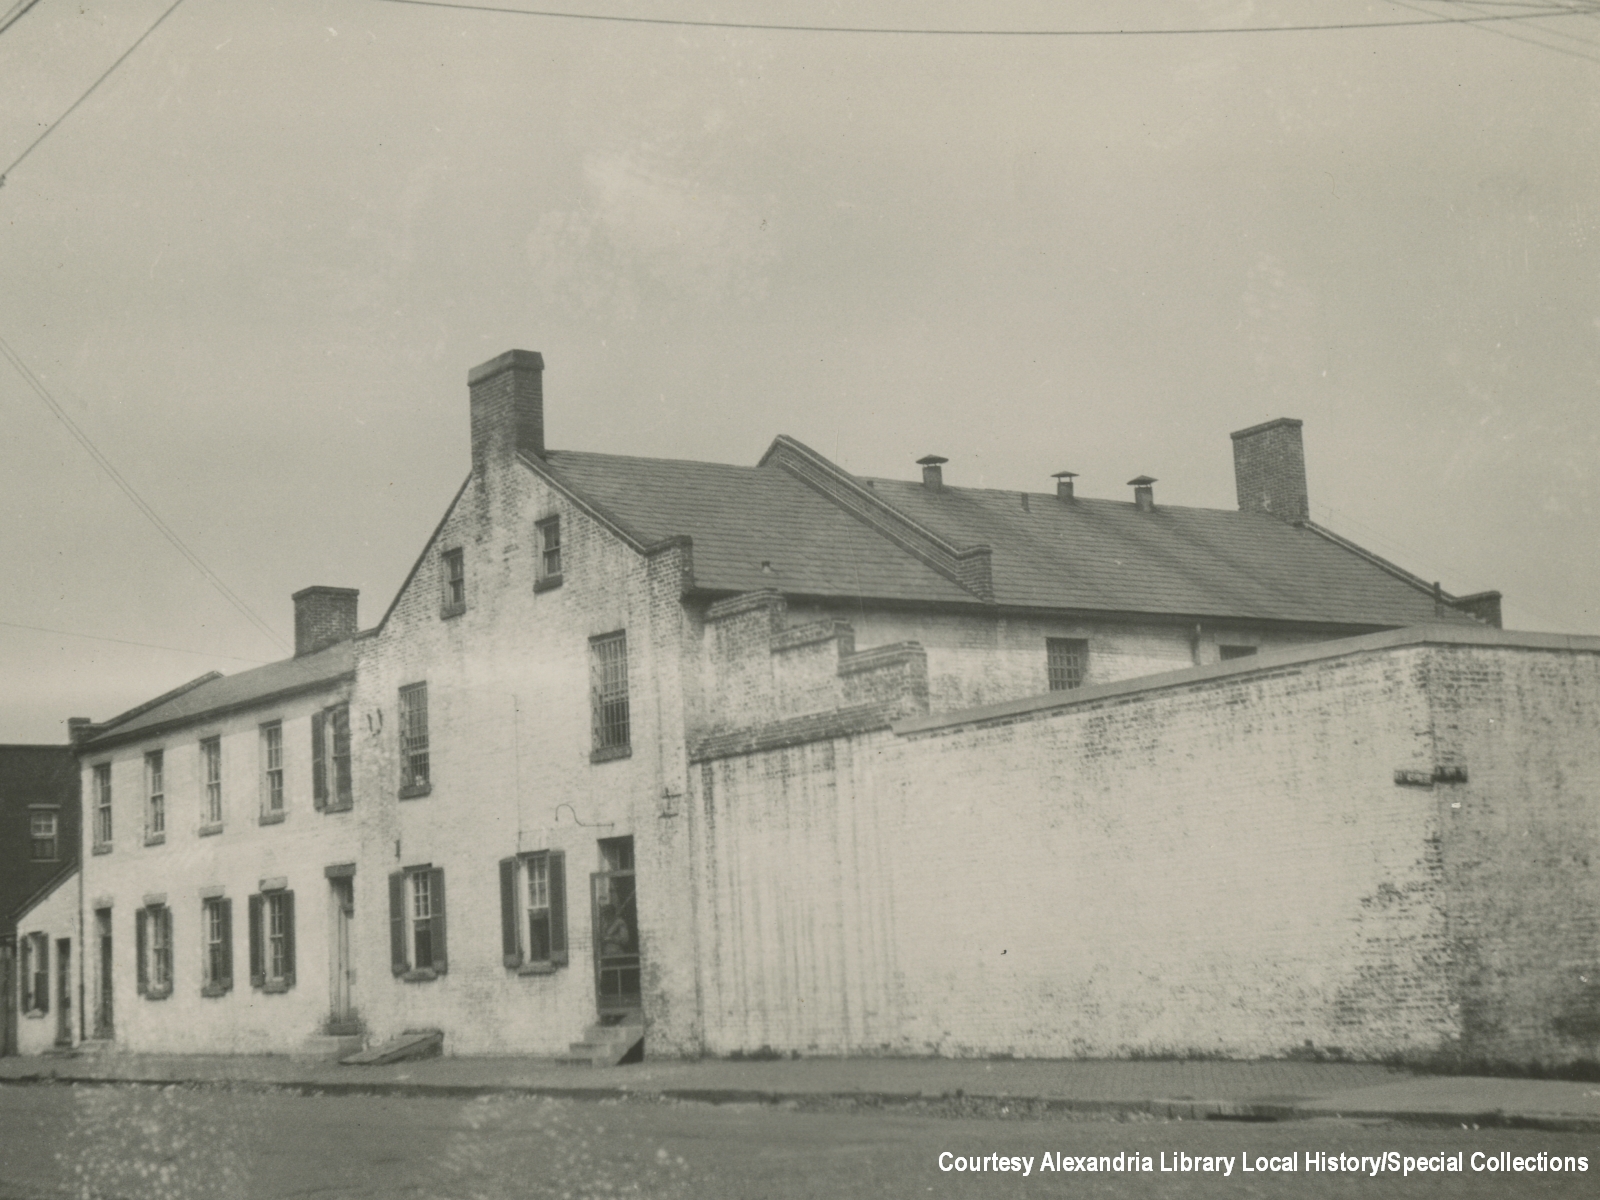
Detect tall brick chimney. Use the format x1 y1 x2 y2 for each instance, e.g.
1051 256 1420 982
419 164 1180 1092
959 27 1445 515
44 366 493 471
1231 417 1308 522
293 587 359 657
469 349 545 474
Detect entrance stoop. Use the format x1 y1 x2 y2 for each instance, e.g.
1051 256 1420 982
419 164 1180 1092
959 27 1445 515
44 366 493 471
297 1033 366 1061
340 1028 444 1065
557 1018 644 1067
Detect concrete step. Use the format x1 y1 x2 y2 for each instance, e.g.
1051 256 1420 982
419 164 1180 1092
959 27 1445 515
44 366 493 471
296 1033 366 1061
559 1021 644 1067
340 1028 443 1066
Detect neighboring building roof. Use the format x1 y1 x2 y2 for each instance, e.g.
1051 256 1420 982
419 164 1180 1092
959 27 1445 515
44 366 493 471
538 441 1475 629
81 638 356 749
13 863 76 927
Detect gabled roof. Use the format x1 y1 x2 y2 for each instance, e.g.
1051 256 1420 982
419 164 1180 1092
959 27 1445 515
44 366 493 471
535 437 1478 629
81 638 356 750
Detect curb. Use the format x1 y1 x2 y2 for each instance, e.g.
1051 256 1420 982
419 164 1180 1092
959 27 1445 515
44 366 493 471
5 1071 1596 1132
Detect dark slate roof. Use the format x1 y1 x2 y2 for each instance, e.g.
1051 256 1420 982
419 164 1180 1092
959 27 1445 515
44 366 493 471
84 639 356 747
866 478 1455 626
541 445 1462 628
542 451 976 604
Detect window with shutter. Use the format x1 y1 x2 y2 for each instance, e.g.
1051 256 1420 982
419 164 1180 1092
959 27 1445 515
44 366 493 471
201 897 233 997
499 850 569 973
249 889 295 992
137 906 172 999
391 865 447 981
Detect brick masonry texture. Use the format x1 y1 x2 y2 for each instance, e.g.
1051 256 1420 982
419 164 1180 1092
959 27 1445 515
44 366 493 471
691 637 1600 1066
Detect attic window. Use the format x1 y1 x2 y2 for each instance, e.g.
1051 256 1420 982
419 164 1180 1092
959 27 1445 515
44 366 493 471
1046 638 1088 691
535 517 562 592
441 548 466 617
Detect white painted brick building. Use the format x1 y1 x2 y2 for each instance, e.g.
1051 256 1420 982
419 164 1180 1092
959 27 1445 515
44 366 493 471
48 348 1597 1069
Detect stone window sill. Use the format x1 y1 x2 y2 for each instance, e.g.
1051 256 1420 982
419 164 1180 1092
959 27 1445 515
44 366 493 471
440 602 466 620
533 573 563 594
259 811 286 826
143 987 172 1001
399 782 432 800
322 799 353 814
199 822 224 838
92 842 113 855
200 983 231 999
402 967 438 984
259 980 291 994
590 744 631 764
23 1009 46 1020
516 962 558 976
143 832 165 847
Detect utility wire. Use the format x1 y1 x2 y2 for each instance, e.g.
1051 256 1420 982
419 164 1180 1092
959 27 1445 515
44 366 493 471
0 332 290 653
0 619 271 664
1389 0 1600 58
370 0 1598 36
0 0 44 39
1 0 187 188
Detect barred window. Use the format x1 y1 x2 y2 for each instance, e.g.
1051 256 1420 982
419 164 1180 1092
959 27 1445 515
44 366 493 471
399 683 430 793
260 722 284 816
201 736 223 826
1046 638 1088 692
93 762 112 846
590 632 630 757
145 750 165 837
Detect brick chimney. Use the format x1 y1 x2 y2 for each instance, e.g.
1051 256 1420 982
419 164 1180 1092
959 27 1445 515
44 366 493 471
1052 470 1077 501
1231 417 1308 522
1128 475 1156 512
917 454 947 490
293 587 359 657
469 349 545 474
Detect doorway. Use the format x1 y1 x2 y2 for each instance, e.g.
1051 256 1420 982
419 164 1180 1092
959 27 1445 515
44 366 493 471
94 909 113 1039
328 875 358 1034
591 836 640 1018
54 939 72 1047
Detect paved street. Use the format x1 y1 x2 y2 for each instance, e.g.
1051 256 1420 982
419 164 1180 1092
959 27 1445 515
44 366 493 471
1 1082 1594 1199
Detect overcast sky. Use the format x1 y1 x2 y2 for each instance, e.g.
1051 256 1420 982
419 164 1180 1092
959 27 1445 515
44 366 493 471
2 0 1597 743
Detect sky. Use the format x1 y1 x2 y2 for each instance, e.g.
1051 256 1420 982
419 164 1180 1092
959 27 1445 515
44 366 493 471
1 0 1598 743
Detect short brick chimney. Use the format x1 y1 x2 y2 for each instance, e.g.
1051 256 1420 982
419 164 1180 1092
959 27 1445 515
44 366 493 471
1052 470 1077 501
469 349 545 474
1128 475 1156 512
293 587 359 657
917 454 948 490
1231 417 1308 522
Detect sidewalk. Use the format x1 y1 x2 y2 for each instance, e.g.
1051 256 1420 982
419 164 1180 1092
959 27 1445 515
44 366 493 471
3 1051 1598 1131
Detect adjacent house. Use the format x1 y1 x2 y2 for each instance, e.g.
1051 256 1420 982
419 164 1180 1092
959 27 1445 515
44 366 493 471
51 349 1597 1067
1 744 78 1056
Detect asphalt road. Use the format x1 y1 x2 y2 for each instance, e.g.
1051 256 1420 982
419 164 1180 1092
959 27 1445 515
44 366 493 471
0 1082 1594 1199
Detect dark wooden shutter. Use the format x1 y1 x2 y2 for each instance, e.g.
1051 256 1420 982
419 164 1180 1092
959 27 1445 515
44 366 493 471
281 891 296 987
311 710 327 809
219 898 234 992
548 851 568 966
428 867 447 974
500 857 521 968
389 872 407 975
36 938 48 1014
248 894 264 987
135 910 148 996
19 943 31 1011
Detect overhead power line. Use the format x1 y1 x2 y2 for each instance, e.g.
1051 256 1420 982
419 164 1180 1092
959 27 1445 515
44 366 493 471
0 618 271 665
1387 0 1600 59
371 0 1600 36
0 332 290 653
0 0 45 39
1 0 187 188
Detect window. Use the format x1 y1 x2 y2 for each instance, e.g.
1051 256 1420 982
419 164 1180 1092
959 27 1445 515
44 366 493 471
312 703 353 811
499 851 568 971
144 750 165 842
248 888 295 991
535 516 562 590
93 762 112 848
260 721 284 821
201 897 233 996
389 866 448 980
398 682 430 796
1220 645 1258 661
200 736 223 829
29 810 58 860
1046 638 1088 691
21 932 47 1014
441 547 465 617
590 632 630 760
136 904 173 999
